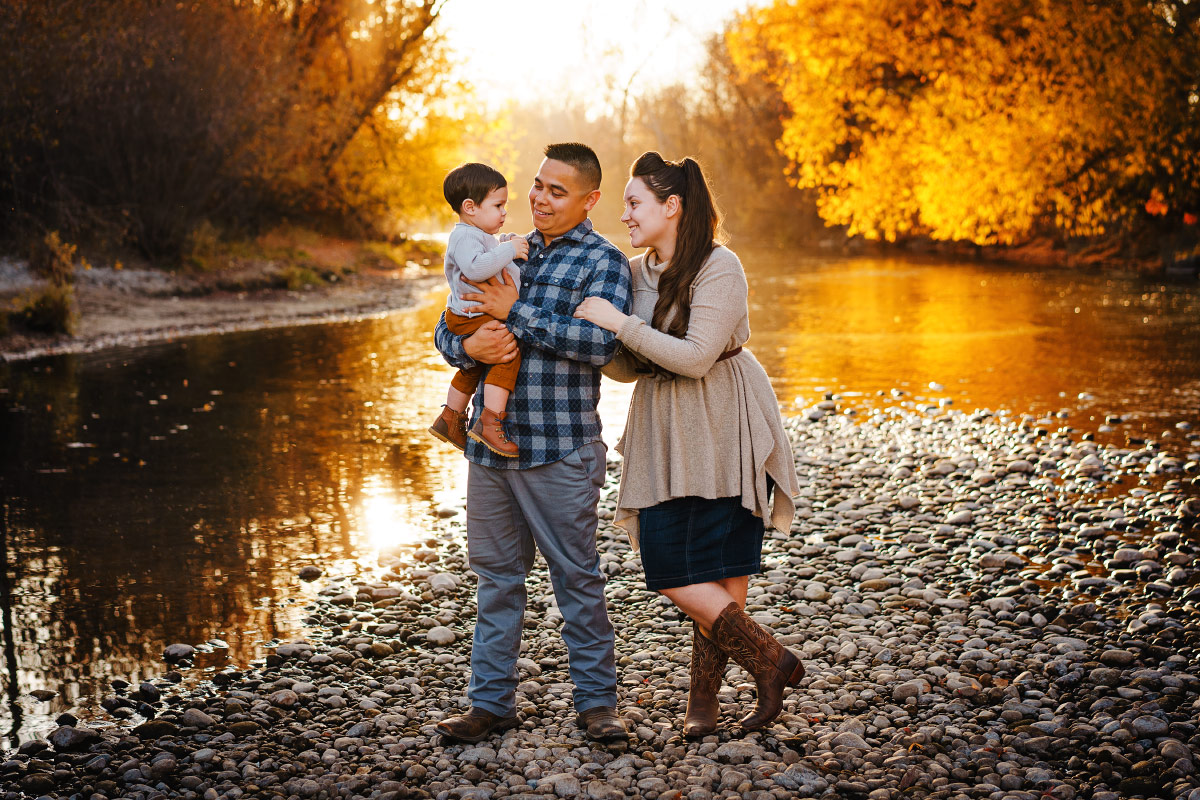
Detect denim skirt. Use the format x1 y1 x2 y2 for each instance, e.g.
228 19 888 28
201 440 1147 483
638 495 765 591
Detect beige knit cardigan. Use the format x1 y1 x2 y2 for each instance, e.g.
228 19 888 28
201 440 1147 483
603 245 797 550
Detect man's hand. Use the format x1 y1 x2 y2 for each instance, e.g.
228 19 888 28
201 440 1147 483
463 320 517 364
462 270 520 321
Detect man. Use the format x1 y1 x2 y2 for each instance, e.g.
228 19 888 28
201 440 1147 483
432 143 632 743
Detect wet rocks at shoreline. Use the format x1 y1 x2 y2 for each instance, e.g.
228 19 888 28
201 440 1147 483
3 402 1199 800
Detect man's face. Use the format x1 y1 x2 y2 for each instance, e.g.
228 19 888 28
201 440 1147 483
528 158 600 242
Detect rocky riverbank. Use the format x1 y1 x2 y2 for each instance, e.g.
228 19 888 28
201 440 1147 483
4 403 1199 800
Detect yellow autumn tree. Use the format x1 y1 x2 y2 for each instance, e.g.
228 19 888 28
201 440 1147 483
728 0 1200 245
332 87 521 236
251 0 452 224
629 33 823 246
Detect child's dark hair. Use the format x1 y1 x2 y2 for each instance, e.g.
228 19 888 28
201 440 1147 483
443 163 507 213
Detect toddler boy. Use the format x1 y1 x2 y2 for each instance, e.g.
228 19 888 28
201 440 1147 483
428 163 527 456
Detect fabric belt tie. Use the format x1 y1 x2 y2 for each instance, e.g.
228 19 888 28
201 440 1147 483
715 346 742 363
634 346 742 376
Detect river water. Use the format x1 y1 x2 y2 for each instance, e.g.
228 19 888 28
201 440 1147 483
1 251 1198 747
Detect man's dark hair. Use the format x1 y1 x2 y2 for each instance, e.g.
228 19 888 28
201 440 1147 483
443 162 507 213
544 142 602 191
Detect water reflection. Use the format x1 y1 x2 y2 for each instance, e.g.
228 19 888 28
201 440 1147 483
0 300 473 747
1 253 1198 747
359 480 430 552
746 255 1200 435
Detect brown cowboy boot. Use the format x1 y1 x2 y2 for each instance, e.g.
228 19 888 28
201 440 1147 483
428 405 468 451
435 707 519 743
683 626 728 737
575 706 628 742
711 602 805 730
468 407 519 457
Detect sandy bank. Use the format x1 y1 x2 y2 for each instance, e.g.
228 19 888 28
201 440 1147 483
0 256 443 363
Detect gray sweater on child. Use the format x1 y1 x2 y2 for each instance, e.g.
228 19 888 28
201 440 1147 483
444 222 522 317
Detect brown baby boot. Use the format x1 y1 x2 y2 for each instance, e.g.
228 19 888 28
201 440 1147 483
469 407 519 457
428 405 468 451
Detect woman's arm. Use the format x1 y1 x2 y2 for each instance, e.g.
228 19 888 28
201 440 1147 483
599 346 646 383
617 258 748 379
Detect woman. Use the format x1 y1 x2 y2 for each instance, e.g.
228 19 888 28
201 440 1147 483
574 152 801 736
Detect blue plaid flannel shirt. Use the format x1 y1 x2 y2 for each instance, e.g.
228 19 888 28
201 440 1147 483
434 218 632 469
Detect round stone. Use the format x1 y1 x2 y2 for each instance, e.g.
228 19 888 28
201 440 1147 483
426 626 457 646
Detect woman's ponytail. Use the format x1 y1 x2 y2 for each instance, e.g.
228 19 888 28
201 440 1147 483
634 154 723 340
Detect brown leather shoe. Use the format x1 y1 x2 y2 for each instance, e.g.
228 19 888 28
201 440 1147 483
435 707 518 743
428 405 468 451
683 627 727 737
711 602 805 730
468 407 519 457
575 706 628 741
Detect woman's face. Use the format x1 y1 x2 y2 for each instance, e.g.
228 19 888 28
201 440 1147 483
621 177 677 252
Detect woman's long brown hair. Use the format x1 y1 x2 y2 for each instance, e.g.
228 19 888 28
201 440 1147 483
630 151 723 339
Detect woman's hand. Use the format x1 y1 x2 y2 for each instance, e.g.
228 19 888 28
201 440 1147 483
574 296 631 333
462 271 519 321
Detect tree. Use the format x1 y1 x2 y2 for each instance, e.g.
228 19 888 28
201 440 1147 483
630 33 823 247
0 0 450 258
254 0 448 221
728 0 1200 248
494 32 822 248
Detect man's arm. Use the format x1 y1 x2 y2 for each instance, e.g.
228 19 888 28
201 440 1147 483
433 311 517 370
433 311 475 371
506 251 633 366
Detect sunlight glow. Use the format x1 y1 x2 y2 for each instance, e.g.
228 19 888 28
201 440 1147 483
437 0 750 111
359 491 424 552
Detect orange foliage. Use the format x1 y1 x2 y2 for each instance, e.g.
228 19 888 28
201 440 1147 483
1145 190 1170 217
728 0 1200 245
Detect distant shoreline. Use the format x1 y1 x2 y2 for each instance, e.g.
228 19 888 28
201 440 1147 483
4 234 1195 364
0 259 443 363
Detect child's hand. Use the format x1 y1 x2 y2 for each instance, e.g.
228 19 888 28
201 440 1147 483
510 237 529 261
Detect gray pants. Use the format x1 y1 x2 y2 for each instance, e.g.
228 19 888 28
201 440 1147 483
464 441 617 716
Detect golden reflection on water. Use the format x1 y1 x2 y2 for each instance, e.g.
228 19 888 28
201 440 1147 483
0 296 476 745
745 259 1046 407
741 254 1200 430
358 484 431 552
1 253 1197 746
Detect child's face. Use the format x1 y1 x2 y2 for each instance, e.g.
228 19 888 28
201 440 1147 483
621 177 676 251
467 186 509 234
